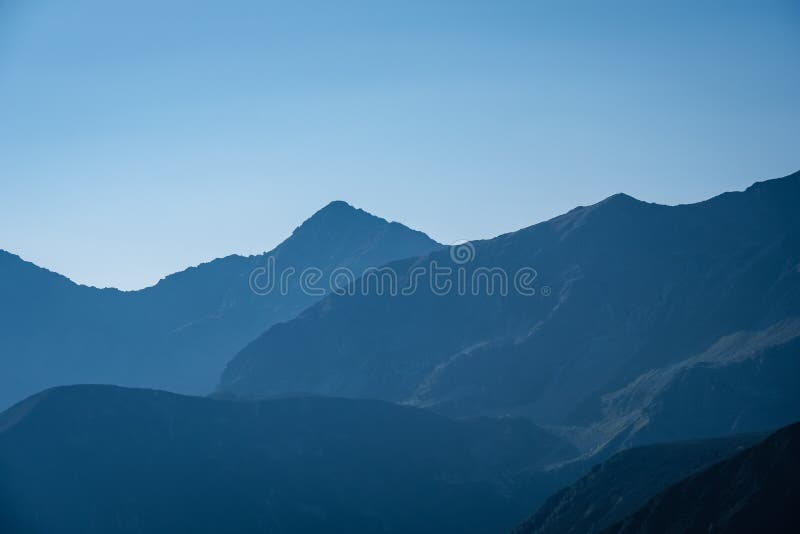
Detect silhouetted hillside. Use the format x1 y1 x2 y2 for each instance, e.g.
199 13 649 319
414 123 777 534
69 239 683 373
604 421 800 533
0 385 574 534
513 432 763 534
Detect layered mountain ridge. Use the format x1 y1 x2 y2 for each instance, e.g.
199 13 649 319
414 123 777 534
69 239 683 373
604 421 800 533
513 431 765 534
0 202 441 409
1 171 799 533
218 171 800 456
513 421 800 534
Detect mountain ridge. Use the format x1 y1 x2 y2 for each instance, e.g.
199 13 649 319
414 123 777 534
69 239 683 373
603 421 800 533
0 384 575 534
218 170 800 454
512 431 766 534
0 202 441 409
1 199 436 292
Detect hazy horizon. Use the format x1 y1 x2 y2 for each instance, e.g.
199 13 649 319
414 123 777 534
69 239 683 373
2 0 798 289
2 172 797 291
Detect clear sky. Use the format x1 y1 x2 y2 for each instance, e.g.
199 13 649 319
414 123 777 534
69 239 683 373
1 0 798 290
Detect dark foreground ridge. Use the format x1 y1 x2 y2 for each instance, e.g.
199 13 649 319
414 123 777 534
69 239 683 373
513 432 764 533
604 421 800 533
514 421 800 534
0 385 573 534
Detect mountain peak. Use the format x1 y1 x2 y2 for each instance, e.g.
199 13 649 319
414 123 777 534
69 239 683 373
289 201 395 241
599 192 646 207
321 199 356 211
270 200 440 265
304 200 375 225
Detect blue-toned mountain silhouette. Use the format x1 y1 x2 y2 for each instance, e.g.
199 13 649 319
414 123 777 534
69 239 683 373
0 202 440 409
514 421 800 534
512 432 764 534
603 421 800 533
218 171 800 455
0 384 574 534
1 172 799 534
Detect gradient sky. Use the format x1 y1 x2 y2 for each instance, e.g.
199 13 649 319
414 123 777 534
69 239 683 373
1 0 798 290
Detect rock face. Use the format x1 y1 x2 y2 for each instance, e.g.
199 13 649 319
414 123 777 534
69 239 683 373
603 421 800 534
218 171 800 451
0 201 440 409
0 385 574 534
512 432 763 534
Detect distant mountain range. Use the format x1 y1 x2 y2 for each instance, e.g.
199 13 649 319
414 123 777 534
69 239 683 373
1 171 799 533
218 171 800 456
0 385 574 534
0 202 440 410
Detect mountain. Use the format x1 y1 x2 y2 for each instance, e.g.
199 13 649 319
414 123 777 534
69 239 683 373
217 171 800 453
0 202 440 409
512 432 763 534
566 318 800 453
603 421 800 533
0 385 575 534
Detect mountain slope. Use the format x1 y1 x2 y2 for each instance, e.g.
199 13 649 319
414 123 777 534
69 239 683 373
604 421 800 533
566 318 800 454
0 385 575 534
512 432 763 534
218 171 800 446
0 202 440 409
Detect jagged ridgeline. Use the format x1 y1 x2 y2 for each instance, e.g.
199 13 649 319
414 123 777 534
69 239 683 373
0 202 441 410
219 171 800 456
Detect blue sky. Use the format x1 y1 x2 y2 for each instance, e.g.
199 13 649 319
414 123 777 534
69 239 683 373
1 0 798 289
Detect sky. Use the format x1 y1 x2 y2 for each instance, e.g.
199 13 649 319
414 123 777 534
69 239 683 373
0 0 798 290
